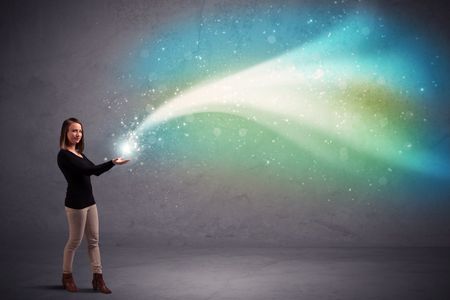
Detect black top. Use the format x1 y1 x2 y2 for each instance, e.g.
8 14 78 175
57 149 114 209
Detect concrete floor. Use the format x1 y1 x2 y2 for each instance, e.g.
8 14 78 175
2 242 450 300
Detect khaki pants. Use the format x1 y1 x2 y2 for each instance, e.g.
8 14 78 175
63 204 102 274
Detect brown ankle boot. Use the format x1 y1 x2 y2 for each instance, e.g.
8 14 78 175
62 273 78 292
92 273 112 294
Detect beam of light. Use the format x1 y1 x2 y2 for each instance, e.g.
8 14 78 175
117 14 450 180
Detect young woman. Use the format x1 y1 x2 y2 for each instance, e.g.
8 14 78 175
57 117 129 293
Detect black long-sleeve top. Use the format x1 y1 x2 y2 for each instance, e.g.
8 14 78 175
57 149 114 209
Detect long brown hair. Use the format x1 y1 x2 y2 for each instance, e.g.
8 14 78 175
60 117 85 153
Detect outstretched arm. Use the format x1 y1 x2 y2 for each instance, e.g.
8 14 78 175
58 151 115 176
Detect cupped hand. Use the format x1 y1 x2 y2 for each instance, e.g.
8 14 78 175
112 157 130 165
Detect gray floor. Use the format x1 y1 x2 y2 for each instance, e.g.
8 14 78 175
2 241 450 300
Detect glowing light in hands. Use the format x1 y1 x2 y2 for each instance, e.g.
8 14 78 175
120 141 133 156
118 132 141 158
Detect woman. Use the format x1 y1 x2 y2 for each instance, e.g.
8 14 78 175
57 117 129 293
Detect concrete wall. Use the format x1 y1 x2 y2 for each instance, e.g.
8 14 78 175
1 0 449 247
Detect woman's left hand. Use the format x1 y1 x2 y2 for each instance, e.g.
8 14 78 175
112 157 130 165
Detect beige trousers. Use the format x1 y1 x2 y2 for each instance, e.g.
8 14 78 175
63 204 102 274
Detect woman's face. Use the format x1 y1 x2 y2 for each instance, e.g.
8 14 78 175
66 122 82 146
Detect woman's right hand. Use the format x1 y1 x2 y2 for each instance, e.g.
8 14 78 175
112 157 130 165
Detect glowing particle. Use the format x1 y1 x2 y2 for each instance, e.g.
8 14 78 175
378 177 388 185
238 128 248 137
140 49 149 58
379 117 389 127
267 35 277 44
377 76 386 85
313 68 325 79
361 27 371 36
185 115 195 122
213 128 221 136
339 147 349 161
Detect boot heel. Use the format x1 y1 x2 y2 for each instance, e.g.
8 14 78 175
92 273 112 294
62 273 79 292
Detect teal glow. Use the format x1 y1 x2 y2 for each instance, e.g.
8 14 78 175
110 6 450 201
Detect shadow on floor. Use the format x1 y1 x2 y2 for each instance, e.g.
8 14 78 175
30 285 98 293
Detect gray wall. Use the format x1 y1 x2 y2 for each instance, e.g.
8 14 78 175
1 0 449 247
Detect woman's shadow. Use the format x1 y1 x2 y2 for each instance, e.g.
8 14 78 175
33 285 98 293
